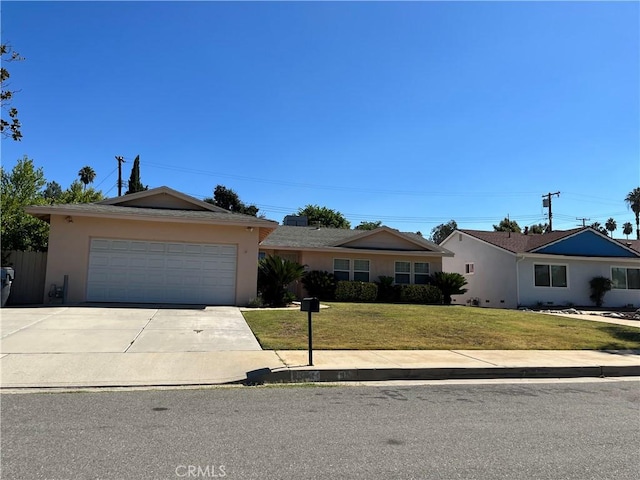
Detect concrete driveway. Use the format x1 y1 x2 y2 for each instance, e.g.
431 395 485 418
0 305 285 388
1 305 262 353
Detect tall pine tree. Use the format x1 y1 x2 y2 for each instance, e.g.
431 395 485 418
125 155 148 194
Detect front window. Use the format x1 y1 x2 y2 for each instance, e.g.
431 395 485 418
534 264 567 288
465 263 475 275
353 259 370 282
333 258 350 281
395 261 411 284
612 267 640 289
414 262 430 284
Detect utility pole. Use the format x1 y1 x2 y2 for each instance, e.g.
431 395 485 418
116 156 126 196
576 217 590 228
542 191 560 232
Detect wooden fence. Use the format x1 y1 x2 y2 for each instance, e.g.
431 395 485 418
3 251 47 305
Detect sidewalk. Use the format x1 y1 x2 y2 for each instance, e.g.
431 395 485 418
2 349 639 389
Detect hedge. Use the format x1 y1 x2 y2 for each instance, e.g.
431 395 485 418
335 281 378 302
399 284 443 304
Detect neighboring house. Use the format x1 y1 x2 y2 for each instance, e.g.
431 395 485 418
441 227 640 309
26 187 277 305
259 225 453 296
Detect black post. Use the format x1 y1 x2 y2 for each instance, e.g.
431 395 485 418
308 310 313 366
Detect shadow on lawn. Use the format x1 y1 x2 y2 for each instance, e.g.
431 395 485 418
597 325 640 351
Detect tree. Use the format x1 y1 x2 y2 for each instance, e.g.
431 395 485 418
589 276 612 308
257 255 306 307
125 155 148 195
529 223 548 234
590 222 608 235
1 156 49 255
624 187 640 240
204 185 259 216
429 220 457 244
432 271 468 305
605 218 617 238
622 222 633 240
77 166 96 190
355 220 382 230
493 217 521 233
59 180 103 204
292 205 350 229
42 181 63 203
1 44 24 141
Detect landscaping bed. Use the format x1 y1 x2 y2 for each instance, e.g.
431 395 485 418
242 303 640 351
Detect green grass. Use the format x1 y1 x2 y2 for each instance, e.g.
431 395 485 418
242 303 640 350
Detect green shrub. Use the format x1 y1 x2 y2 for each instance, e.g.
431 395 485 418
432 271 468 305
375 275 401 302
257 255 305 307
589 276 612 307
301 270 337 300
399 284 443 304
335 281 378 302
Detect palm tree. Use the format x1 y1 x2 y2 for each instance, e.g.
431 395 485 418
257 255 306 307
622 222 633 240
432 271 468 305
78 166 96 191
625 187 640 240
605 218 617 238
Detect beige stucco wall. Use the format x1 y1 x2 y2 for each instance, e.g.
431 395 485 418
44 214 260 305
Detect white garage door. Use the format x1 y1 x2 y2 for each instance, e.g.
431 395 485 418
87 239 237 304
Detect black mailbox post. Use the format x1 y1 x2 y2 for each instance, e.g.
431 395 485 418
301 297 320 366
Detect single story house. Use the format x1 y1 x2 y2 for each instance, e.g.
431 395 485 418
259 225 453 296
441 227 640 309
26 187 278 305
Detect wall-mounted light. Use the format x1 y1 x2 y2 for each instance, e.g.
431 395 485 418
246 227 254 232
65 216 73 223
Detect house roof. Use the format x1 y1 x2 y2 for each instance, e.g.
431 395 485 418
26 186 278 241
260 225 452 255
458 227 640 256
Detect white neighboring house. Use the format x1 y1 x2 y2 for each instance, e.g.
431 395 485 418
441 227 640 309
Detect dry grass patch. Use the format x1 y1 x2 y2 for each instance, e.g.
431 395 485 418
242 303 640 350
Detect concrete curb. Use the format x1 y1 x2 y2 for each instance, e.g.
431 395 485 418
259 365 640 384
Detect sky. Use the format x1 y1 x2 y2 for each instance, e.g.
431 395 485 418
1 0 639 237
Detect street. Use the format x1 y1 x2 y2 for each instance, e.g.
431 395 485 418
1 380 639 479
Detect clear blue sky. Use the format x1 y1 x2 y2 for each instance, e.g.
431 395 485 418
2 1 639 236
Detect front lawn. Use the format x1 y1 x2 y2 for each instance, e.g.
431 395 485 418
242 303 640 350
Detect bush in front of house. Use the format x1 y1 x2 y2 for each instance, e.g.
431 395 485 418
589 276 612 307
301 270 337 300
432 271 468 305
257 254 306 307
335 280 378 302
399 284 443 304
375 275 401 303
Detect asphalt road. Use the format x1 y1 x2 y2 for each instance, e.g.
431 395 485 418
1 380 639 480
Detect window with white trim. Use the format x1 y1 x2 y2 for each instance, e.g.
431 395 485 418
333 258 350 281
414 262 430 284
465 263 475 275
395 261 411 284
612 267 640 290
353 259 370 282
534 264 567 288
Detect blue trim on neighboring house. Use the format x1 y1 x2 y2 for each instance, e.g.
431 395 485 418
534 230 639 258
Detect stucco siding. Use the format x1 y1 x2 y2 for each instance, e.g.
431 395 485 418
44 214 260 305
442 234 518 308
518 256 640 308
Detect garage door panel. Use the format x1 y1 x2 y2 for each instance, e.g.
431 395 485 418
87 239 237 304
